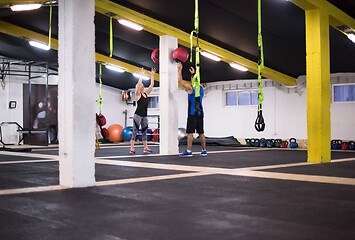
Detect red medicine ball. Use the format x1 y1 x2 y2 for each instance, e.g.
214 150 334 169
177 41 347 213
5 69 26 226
151 48 159 63
173 47 189 63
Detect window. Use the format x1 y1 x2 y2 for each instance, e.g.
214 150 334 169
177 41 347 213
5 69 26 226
148 96 159 108
238 91 250 105
251 91 259 105
225 90 258 106
226 92 237 106
333 84 355 102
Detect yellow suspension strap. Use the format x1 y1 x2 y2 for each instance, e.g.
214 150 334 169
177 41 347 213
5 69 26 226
109 16 113 57
190 0 201 98
97 63 103 114
96 63 107 143
255 0 265 132
106 12 117 57
48 4 52 48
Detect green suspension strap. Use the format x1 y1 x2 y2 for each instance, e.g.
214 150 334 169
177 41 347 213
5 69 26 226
97 64 103 114
255 0 265 132
109 16 113 57
190 0 201 98
48 4 52 48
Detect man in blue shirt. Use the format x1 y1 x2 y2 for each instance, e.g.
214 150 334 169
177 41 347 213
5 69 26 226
177 62 207 157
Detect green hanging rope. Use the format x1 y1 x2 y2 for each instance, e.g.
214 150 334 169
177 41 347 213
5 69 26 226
48 4 52 48
109 16 113 57
97 64 103 114
190 0 200 98
255 0 265 132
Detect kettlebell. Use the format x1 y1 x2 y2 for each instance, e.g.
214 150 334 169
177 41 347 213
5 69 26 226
260 138 266 148
331 140 338 149
250 138 255 147
266 139 274 148
245 138 251 147
341 142 349 150
274 139 282 148
349 141 355 150
336 140 342 149
280 141 288 148
254 138 260 147
289 138 298 148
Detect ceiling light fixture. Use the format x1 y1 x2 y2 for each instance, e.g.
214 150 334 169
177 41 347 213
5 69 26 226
201 51 221 61
347 33 355 43
229 62 248 72
118 19 144 31
10 3 41 11
28 40 50 50
105 64 125 73
133 73 150 80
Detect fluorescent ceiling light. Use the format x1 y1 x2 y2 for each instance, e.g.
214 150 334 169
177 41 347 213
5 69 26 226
29 40 50 50
201 51 221 61
133 73 150 80
11 4 41 11
105 64 125 73
118 19 144 31
347 33 355 43
229 62 248 72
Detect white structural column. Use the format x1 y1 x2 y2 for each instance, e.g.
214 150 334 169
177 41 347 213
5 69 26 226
159 35 179 155
58 0 96 187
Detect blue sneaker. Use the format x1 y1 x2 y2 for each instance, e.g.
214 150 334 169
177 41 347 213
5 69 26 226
200 150 207 156
179 150 193 157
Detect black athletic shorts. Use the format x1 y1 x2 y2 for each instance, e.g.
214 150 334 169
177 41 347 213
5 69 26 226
186 115 204 134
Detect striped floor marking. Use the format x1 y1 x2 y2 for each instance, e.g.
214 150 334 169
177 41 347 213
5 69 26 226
0 185 68 195
232 170 355 186
97 147 268 159
0 148 263 164
0 159 58 165
0 154 355 195
331 157 355 163
96 158 355 186
245 162 317 171
1 160 355 196
247 157 355 171
0 151 58 160
96 159 237 173
96 172 211 187
0 172 210 196
0 147 263 163
30 144 161 151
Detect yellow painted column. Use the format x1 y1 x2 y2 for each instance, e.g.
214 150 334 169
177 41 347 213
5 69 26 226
305 9 331 163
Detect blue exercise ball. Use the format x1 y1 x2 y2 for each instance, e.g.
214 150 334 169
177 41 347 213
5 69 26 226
122 126 133 141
